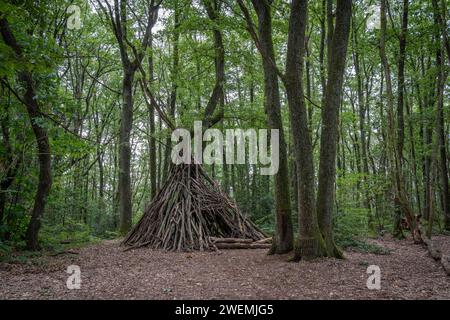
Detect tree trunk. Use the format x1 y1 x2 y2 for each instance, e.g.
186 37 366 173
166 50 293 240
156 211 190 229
0 16 52 250
119 70 134 234
96 0 159 234
352 18 372 229
326 0 334 74
316 0 352 258
24 79 52 250
418 58 433 222
163 4 180 183
283 0 326 260
0 108 21 239
406 94 422 216
319 0 327 106
251 0 293 254
396 0 408 167
432 0 450 65
379 0 421 243
432 0 450 230
392 0 409 237
147 49 157 199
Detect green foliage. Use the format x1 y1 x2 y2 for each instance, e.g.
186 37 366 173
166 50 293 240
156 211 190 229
38 218 100 251
335 208 371 240
337 236 391 255
0 240 12 261
102 230 121 240
254 214 275 235
334 209 390 255
1 0 447 260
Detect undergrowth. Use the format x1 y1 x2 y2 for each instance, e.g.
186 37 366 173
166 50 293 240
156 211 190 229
0 218 102 263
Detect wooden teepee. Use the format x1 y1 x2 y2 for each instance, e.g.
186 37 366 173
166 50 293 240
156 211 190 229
122 163 266 251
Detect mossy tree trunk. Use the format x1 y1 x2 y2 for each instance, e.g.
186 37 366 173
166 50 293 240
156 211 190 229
249 0 294 254
316 0 352 259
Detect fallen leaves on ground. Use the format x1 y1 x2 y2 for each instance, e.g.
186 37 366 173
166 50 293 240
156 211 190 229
0 236 449 300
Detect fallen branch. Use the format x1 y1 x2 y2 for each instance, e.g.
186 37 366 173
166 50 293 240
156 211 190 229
254 237 272 244
49 250 79 256
215 243 272 250
209 237 253 244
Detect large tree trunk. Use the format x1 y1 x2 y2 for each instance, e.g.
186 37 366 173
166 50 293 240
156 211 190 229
283 0 325 260
432 0 450 230
119 70 134 234
316 0 352 258
250 0 293 254
23 75 52 250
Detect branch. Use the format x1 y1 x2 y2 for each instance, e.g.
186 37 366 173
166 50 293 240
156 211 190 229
236 0 286 83
201 0 225 129
138 65 175 130
0 79 27 105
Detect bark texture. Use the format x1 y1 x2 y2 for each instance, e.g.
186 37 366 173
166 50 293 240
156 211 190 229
316 0 352 258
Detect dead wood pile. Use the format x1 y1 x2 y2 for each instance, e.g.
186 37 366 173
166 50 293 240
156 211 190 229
122 164 267 251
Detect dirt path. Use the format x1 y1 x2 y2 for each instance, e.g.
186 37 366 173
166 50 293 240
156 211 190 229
1 236 449 300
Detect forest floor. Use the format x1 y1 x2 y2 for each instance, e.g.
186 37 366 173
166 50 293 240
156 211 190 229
0 235 449 300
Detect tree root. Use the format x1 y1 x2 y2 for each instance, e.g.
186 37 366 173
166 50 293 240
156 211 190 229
423 237 450 276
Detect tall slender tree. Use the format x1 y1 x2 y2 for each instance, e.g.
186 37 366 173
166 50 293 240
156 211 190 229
379 0 422 242
237 0 294 254
96 0 160 234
